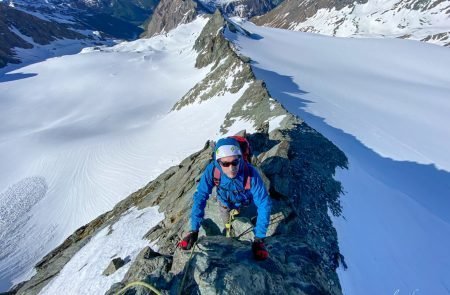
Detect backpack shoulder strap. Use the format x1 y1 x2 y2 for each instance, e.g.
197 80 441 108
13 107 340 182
243 162 252 190
213 167 221 187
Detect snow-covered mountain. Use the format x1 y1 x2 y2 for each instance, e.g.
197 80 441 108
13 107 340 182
1 3 450 295
252 0 450 46
7 0 159 25
0 0 158 69
197 0 282 18
142 0 282 37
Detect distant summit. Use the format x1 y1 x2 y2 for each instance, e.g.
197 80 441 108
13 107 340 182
253 0 450 46
142 0 282 37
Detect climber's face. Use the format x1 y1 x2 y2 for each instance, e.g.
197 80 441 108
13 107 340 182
218 155 240 179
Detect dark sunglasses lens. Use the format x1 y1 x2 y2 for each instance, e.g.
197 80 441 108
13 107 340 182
220 159 240 167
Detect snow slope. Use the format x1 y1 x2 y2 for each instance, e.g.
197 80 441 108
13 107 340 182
254 0 450 47
39 206 164 295
0 17 221 291
227 20 450 294
291 0 450 45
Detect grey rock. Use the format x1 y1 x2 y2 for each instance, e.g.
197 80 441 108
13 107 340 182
173 236 339 295
142 0 199 38
0 3 84 68
252 0 368 28
122 247 172 282
252 0 450 47
103 257 126 276
141 0 281 39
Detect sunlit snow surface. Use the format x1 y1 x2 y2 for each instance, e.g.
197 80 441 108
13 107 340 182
39 206 164 295
0 18 220 290
227 20 450 295
288 0 450 46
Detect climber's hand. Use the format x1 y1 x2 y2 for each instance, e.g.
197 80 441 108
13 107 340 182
178 231 198 250
252 238 269 261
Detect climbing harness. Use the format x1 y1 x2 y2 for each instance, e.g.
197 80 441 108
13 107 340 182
225 209 240 237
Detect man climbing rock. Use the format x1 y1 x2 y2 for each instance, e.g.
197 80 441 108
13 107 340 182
178 137 272 261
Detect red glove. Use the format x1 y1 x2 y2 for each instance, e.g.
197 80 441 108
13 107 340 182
178 231 198 250
252 238 269 260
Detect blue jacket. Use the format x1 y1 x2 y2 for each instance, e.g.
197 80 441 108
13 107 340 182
191 160 272 238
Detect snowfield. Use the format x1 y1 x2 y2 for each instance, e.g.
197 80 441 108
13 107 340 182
39 206 164 295
2 11 450 295
227 19 450 295
0 15 270 292
0 17 216 291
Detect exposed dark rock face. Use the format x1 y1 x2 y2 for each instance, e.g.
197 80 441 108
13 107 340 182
72 0 160 26
0 0 155 68
103 258 126 276
252 0 450 46
0 2 84 67
0 4 84 45
252 0 368 28
421 31 450 46
142 0 200 38
13 12 348 295
141 0 282 38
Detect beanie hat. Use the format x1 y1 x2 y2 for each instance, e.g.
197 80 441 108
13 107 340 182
215 137 242 160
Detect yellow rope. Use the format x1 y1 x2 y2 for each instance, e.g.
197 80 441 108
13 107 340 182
225 209 239 237
115 281 162 295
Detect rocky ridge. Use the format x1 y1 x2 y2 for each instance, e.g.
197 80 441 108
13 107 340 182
12 12 348 295
252 0 450 46
142 0 201 38
142 0 282 38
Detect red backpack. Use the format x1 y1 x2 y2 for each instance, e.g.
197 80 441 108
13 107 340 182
213 136 253 189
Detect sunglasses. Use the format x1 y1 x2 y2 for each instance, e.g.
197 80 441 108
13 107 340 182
218 158 240 167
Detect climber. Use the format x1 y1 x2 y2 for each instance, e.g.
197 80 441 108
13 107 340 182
178 137 272 261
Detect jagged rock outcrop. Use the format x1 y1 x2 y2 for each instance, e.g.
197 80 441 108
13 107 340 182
142 0 200 38
13 12 348 295
174 11 288 137
141 0 282 38
252 0 450 47
253 0 368 26
103 258 126 276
